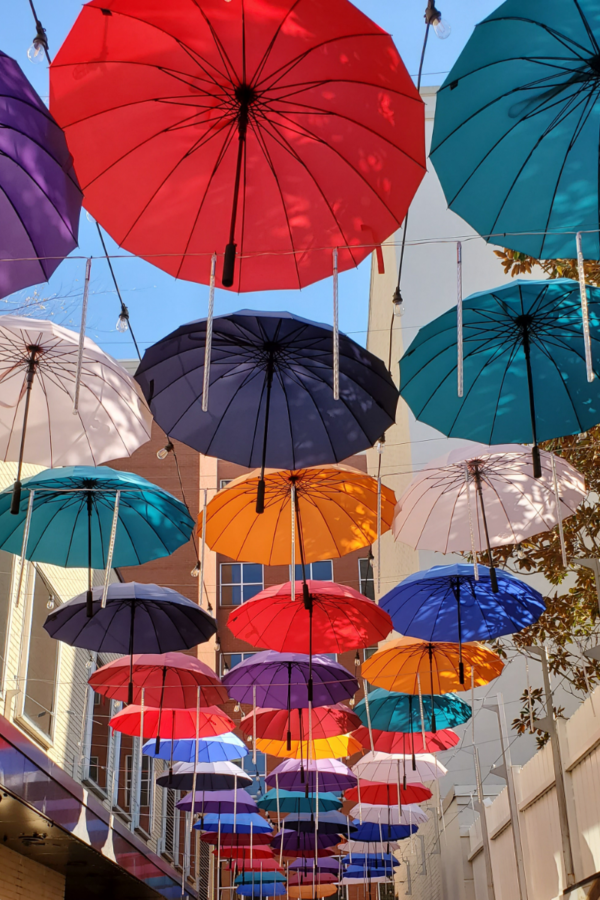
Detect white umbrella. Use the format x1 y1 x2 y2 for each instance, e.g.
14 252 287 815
348 804 428 826
0 316 151 510
341 876 391 885
352 752 447 784
156 760 253 790
339 841 400 855
393 442 584 588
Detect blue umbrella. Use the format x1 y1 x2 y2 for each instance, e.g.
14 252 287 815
356 687 471 735
0 466 194 616
237 885 287 897
343 854 399 867
236 874 286 885
351 823 418 842
144 734 248 763
193 813 272 834
430 0 600 261
399 279 600 478
135 311 397 511
257 790 342 815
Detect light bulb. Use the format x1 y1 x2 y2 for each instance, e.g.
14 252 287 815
516 544 526 560
157 441 174 460
215 636 221 651
190 561 201 578
349 697 356 708
432 16 451 39
116 309 129 333
354 652 361 668
392 287 405 317
223 662 230 674
46 598 55 610
27 31 47 65
234 703 241 713
85 658 93 670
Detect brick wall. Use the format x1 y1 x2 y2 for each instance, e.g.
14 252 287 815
0 844 65 900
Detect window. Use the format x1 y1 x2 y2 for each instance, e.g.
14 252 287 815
220 563 263 605
23 569 60 738
363 646 378 662
220 652 255 677
294 560 333 581
89 756 99 783
163 789 180 861
358 558 375 600
380 883 395 900
0 550 13 691
126 753 152 813
84 659 112 794
220 479 233 490
237 750 266 799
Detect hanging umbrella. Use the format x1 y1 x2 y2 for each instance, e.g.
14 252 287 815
215 846 275 861
379 564 545 683
288 887 337 899
343 855 399 867
177 789 257 814
0 317 151 513
266 759 356 793
240 706 360 743
392 443 585 589
341 876 391 886
288 874 337 887
45 584 216 703
399 279 600 478
236 874 286 885
135 312 397 491
237 885 286 898
229 580 392 655
272 832 340 853
340 841 399 855
284 812 353 831
351 822 418 842
429 0 600 261
51 0 424 291
284 849 338 860
109 705 234 739
201 834 273 847
362 637 504 695
0 56 81 299
353 752 447 784
6 466 194 619
352 726 459 755
222 651 357 711
356 688 472 734
156 760 252 791
289 859 340 874
145 734 248 765
344 782 432 806
255 734 362 761
192 813 272 834
344 867 395 881
349 805 428 827
257 791 342 815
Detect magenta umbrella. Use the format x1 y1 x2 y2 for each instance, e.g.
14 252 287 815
266 759 356 793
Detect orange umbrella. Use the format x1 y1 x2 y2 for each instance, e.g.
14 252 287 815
255 733 363 760
288 886 338 898
197 465 395 565
362 637 504 694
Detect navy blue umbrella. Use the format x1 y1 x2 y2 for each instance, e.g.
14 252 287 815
135 311 397 511
351 822 418 842
380 564 545 682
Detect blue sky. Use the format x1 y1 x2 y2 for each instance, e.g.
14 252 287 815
3 0 501 360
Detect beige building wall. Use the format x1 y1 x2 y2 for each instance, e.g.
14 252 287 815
0 844 66 900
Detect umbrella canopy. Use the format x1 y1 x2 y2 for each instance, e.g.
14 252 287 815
284 848 338 860
356 688 472 734
198 465 395 565
344 781 432 805
399 280 600 475
0 57 81 298
229 580 392 655
284 812 351 829
351 822 418 842
288 874 337 887
429 0 600 261
156 761 252 791
236 874 286 885
289 859 340 874
341 876 391 886
201 833 273 847
136 312 397 475
258 791 342 815
280 819 352 837
271 832 340 853
89 652 227 707
255 734 362 761
353 752 447 784
380 565 546 650
237 885 286 898
0 318 150 508
352 726 459 755
340 841 399 855
145 734 248 764
288 887 337 899
214 846 274 860
109 705 234 739
193 813 272 834
177 789 257 814
349 805 428 826
222 651 357 709
393 443 585 554
362 637 504 694
44 583 216 658
51 0 424 292
240 706 360 743
343 854 399 867
267 759 356 793
344 867 395 881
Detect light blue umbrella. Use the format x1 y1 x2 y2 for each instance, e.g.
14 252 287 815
237 885 286 897
430 0 600 260
143 733 248 763
193 812 272 834
399 279 600 476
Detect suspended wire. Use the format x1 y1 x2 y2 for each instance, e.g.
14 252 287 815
27 0 50 64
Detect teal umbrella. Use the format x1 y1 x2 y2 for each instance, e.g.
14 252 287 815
257 790 342 815
400 279 600 476
236 874 286 885
356 688 471 734
0 466 194 615
430 0 600 260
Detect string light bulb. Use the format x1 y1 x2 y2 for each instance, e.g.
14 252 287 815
190 560 201 578
215 635 221 651
116 305 130 333
516 544 526 560
354 651 361 668
85 657 94 670
425 3 451 39
28 22 48 64
234 703 241 713
46 596 55 610
392 286 405 317
348 697 356 708
157 441 174 460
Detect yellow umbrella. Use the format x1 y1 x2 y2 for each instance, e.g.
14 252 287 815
197 465 395 565
288 886 338 899
255 733 363 760
362 636 504 694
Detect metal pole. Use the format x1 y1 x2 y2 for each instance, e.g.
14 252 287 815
528 647 575 887
474 747 496 900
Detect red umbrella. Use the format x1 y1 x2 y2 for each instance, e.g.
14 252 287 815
202 833 273 847
226 860 284 873
352 726 460 755
228 581 392 654
214 847 274 861
50 0 425 292
88 652 228 707
283 848 339 860
109 705 234 739
239 704 360 743
344 780 432 806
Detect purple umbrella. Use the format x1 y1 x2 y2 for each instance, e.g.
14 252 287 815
222 651 357 709
289 859 340 874
176 789 257 814
267 759 357 793
0 52 81 299
271 831 340 852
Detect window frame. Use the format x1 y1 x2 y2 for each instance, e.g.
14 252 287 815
358 557 375 600
294 560 334 582
219 562 264 607
219 651 256 678
0 550 15 696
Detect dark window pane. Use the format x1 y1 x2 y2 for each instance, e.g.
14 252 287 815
243 564 263 584
24 572 59 736
311 560 333 581
221 584 242 605
243 583 262 602
221 563 241 585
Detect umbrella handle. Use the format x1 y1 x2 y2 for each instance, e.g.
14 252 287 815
256 351 275 515
222 89 252 287
11 348 38 515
